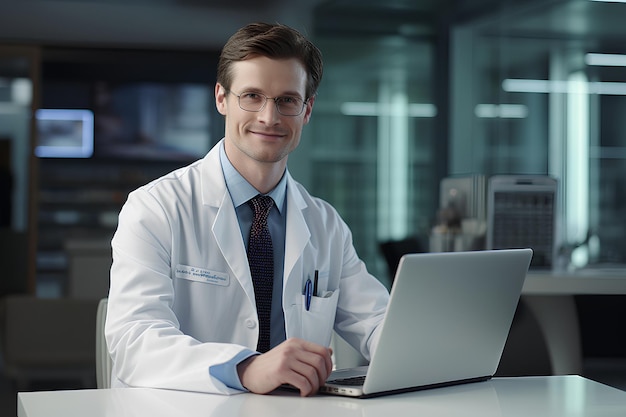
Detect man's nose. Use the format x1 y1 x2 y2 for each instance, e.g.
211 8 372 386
257 100 281 124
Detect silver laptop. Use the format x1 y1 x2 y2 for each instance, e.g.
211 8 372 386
320 248 533 398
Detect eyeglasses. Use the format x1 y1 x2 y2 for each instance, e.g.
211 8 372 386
228 90 308 116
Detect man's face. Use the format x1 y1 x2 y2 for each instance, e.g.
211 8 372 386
215 56 314 170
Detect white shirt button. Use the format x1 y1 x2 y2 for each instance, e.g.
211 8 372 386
245 319 256 329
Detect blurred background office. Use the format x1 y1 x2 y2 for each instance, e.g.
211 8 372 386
1 0 626 414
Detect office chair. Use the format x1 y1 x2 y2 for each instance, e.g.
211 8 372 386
379 236 423 280
96 297 112 389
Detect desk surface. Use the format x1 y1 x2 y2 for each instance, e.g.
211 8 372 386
17 376 626 417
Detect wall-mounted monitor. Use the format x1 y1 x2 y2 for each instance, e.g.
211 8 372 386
35 109 94 158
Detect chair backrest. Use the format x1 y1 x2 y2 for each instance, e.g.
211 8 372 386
379 236 423 279
1 295 98 389
95 297 112 389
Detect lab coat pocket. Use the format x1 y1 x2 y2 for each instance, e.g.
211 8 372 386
299 289 340 347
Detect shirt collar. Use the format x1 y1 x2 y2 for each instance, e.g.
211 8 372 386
219 140 287 213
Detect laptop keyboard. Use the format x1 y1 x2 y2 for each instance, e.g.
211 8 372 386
328 375 366 386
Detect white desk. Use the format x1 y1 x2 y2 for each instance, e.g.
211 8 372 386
520 271 626 375
17 376 626 417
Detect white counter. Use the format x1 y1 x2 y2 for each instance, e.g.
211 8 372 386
524 270 626 295
519 269 626 375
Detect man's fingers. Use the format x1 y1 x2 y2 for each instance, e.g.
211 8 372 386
291 339 333 377
282 340 332 396
237 338 333 396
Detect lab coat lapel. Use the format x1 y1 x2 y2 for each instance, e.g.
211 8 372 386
212 195 256 302
283 175 311 286
201 143 256 310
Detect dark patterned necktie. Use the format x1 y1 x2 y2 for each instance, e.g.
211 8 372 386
247 194 274 353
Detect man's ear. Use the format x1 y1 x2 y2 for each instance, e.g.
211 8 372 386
215 83 227 116
303 95 315 125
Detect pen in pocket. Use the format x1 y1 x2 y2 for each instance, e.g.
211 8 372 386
304 278 312 311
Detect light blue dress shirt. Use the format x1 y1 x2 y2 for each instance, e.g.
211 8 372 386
208 141 288 390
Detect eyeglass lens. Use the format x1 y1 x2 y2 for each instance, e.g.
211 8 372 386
238 92 304 116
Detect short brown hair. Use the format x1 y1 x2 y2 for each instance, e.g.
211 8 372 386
217 22 323 100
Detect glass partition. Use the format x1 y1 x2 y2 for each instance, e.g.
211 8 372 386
450 0 626 270
305 34 438 284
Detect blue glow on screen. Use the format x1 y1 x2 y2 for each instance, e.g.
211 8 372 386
35 109 94 158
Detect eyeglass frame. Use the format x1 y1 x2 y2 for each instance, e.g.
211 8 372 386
226 90 309 116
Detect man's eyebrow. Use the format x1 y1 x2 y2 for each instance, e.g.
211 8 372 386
235 86 263 93
281 91 305 99
238 87 304 99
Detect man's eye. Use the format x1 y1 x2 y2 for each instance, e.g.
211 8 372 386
242 93 261 100
279 97 298 104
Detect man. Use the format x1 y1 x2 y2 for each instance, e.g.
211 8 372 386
105 22 389 397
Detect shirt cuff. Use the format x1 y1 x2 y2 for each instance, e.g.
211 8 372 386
209 349 258 391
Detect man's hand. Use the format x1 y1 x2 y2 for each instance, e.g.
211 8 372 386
237 338 333 397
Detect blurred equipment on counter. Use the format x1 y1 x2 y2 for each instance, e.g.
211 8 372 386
430 174 558 270
430 175 487 252
486 175 557 269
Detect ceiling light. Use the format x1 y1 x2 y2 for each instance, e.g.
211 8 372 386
502 79 626 95
340 102 437 118
585 53 626 66
474 104 528 118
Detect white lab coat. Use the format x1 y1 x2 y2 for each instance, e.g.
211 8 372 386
105 140 389 394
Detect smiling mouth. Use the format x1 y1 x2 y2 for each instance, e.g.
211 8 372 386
250 130 285 139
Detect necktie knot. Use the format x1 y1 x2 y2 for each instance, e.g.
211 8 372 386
248 195 274 222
